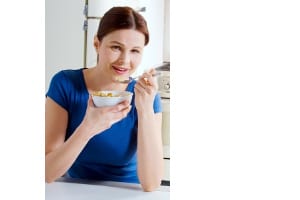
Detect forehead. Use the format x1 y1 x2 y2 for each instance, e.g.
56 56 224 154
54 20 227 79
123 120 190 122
102 29 145 47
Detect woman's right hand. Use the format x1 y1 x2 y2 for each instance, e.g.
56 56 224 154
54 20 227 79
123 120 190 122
80 95 131 139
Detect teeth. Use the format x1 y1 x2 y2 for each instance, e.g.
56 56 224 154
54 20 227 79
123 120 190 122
114 66 126 71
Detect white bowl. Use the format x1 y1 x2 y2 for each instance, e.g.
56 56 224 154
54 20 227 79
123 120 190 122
91 90 133 107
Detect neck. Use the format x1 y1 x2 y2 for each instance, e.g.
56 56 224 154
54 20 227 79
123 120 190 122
84 67 128 92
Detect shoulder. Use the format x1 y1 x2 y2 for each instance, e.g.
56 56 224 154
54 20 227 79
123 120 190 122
47 68 84 95
51 68 83 86
46 68 84 110
57 68 82 80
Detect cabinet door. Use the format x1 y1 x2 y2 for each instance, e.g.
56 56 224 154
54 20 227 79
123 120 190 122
163 159 170 181
88 0 141 17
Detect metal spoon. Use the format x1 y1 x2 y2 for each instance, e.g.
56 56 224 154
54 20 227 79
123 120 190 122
115 72 161 84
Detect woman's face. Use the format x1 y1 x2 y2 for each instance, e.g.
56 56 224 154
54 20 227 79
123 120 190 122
95 29 145 79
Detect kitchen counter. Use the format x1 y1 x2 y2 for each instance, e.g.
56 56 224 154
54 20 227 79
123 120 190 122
46 177 169 200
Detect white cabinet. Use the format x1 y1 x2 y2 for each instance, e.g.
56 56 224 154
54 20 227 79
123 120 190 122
163 159 170 181
163 0 170 62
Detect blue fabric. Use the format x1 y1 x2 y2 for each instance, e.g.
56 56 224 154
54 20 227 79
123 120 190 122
46 68 162 183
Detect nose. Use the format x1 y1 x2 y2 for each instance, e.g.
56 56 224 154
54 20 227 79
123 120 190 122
118 51 130 65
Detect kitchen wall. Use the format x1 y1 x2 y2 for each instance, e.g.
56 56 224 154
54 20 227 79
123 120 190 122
45 0 85 91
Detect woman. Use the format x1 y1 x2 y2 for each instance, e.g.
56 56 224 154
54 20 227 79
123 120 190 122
45 6 163 192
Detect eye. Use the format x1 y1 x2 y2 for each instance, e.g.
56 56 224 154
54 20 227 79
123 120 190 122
111 45 121 51
131 49 140 54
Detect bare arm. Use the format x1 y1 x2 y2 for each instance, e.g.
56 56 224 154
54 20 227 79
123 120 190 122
45 97 92 183
45 96 131 183
134 69 164 192
137 111 163 192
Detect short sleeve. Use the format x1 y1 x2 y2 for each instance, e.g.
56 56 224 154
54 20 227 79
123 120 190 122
46 71 70 110
153 93 162 113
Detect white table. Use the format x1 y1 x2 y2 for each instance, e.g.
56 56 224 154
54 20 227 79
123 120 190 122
46 177 170 200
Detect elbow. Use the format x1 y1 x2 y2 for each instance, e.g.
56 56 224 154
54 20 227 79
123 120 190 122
138 169 164 192
141 179 162 192
45 175 56 184
142 186 159 192
45 162 61 183
45 178 54 184
45 170 59 183
45 170 53 183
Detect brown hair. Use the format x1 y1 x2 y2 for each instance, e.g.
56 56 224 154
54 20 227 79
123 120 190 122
96 6 149 45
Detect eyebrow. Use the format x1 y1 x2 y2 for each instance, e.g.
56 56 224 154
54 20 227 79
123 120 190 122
110 41 142 49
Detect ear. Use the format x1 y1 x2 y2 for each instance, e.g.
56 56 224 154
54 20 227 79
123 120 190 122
93 35 101 52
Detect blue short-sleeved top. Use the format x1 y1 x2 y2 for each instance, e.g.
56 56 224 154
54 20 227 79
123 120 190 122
46 68 162 183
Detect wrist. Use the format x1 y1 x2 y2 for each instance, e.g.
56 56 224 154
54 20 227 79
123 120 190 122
137 108 155 118
75 121 95 141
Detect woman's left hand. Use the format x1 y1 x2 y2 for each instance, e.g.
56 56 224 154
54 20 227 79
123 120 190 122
134 68 158 112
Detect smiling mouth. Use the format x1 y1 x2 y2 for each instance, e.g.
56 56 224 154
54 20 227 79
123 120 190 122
112 66 129 74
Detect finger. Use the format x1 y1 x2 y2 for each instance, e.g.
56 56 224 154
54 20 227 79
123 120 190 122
138 75 152 88
110 100 131 113
147 72 159 89
110 105 132 124
146 68 158 77
121 105 132 116
119 100 130 106
144 68 156 74
134 83 144 93
143 71 157 86
88 95 95 107
135 81 149 91
143 77 152 86
135 82 152 94
148 68 156 75
135 77 146 89
142 77 156 90
125 105 132 113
